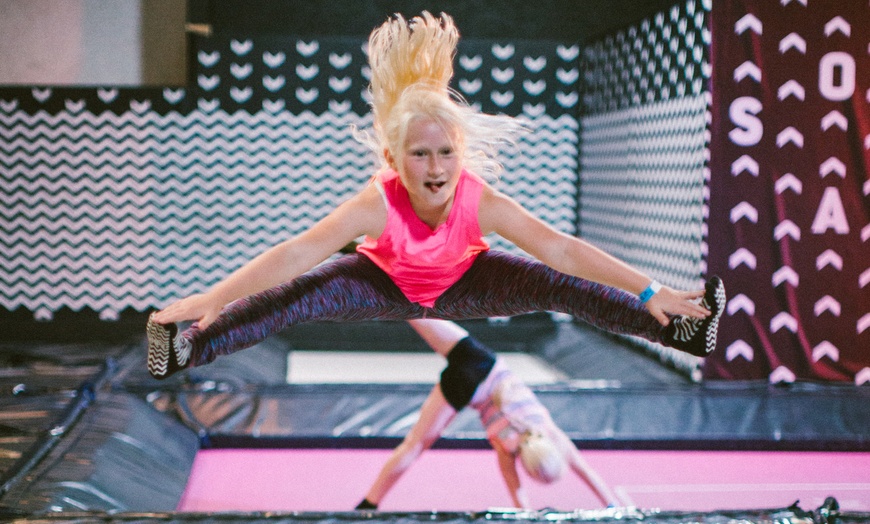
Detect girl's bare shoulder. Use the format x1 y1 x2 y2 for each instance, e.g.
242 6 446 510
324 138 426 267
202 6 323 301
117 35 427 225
340 181 388 237
478 184 523 234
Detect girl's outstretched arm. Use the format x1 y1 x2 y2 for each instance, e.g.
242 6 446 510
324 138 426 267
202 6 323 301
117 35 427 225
478 187 708 325
360 385 457 508
550 427 619 507
494 443 530 509
152 184 386 329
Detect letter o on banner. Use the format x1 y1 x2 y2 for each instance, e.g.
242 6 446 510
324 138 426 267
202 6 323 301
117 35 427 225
819 52 855 101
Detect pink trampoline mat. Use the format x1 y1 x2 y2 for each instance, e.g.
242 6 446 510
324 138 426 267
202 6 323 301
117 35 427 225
178 448 870 513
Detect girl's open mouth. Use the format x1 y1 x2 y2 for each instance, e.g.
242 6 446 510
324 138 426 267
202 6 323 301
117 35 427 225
425 181 446 191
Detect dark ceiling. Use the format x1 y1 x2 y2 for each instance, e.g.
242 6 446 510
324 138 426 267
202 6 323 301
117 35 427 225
189 0 681 43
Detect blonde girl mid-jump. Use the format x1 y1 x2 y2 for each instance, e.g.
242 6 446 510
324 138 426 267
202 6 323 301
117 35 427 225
146 12 726 379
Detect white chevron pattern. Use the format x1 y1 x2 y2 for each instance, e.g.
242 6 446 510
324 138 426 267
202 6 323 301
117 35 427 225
578 0 711 376
0 96 578 319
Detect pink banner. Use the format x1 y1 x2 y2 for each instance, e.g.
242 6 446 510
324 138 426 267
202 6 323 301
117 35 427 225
705 0 870 382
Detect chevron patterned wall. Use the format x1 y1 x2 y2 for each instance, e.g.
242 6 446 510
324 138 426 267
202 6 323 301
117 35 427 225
579 0 711 375
0 35 581 321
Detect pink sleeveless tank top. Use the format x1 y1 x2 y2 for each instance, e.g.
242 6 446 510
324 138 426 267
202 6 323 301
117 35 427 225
356 168 490 307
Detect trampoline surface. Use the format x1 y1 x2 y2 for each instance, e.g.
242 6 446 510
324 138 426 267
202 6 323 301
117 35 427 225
178 448 870 513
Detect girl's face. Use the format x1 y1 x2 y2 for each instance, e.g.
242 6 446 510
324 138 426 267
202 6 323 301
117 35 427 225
393 117 462 222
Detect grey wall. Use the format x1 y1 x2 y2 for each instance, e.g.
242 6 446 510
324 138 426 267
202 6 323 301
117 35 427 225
0 0 186 86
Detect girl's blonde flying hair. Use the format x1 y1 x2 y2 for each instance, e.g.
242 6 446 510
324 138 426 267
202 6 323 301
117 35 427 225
363 11 524 179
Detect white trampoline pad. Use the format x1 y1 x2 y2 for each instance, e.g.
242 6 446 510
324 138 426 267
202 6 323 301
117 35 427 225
287 351 566 384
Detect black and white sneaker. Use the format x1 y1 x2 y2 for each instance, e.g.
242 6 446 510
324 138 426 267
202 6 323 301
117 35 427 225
146 313 191 379
666 276 726 357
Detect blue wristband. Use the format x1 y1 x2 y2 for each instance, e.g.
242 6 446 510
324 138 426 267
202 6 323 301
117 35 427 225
638 280 662 304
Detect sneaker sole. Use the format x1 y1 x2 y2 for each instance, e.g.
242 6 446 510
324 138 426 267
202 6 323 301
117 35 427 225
146 314 179 379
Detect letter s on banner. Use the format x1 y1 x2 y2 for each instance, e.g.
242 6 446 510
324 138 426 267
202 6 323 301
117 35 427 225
729 96 763 146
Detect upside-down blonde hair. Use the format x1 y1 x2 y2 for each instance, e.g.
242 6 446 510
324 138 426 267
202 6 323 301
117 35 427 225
493 375 567 484
362 11 524 179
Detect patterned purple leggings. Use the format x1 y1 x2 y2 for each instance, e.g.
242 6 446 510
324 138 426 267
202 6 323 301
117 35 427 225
184 251 666 367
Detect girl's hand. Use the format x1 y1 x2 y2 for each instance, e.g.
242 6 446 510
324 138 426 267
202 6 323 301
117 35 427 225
150 293 223 329
645 286 708 326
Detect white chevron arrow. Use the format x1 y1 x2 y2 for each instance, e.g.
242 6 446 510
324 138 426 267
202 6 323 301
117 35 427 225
262 99 284 113
557 44 579 61
198 50 220 67
735 14 763 35
523 56 547 73
770 312 799 333
523 79 546 96
730 202 758 223
492 43 515 60
814 295 841 317
775 173 802 194
812 341 840 362
264 51 286 68
459 55 483 71
492 67 515 84
864 180 870 196
31 87 51 103
778 80 805 101
729 248 757 270
781 0 807 5
97 88 118 103
816 249 843 271
328 52 350 69
522 103 546 118
857 314 870 335
197 99 219 112
860 268 870 288
732 155 759 177
825 16 851 37
197 74 219 91
295 64 319 80
555 91 578 108
328 76 351 93
230 62 252 80
777 126 804 148
855 367 870 386
557 68 579 84
863 224 870 242
726 340 754 362
459 78 482 95
821 110 848 131
779 33 806 54
295 87 318 104
774 220 801 241
727 293 756 316
263 75 286 92
231 39 253 56
296 40 319 57
229 86 252 103
772 266 800 287
129 100 151 113
819 157 846 178
769 366 796 384
492 91 515 107
163 88 185 104
734 61 762 83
